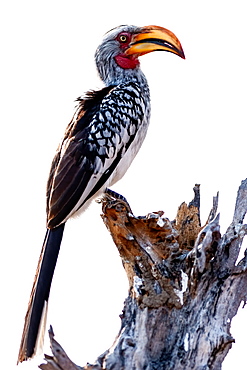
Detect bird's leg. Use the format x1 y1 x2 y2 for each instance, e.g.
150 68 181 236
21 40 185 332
105 188 128 202
104 188 133 214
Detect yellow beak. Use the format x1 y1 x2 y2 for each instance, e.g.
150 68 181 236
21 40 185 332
126 25 185 59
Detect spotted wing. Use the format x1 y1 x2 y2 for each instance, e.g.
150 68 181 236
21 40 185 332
46 82 148 228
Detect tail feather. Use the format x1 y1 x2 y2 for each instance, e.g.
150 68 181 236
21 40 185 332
17 224 65 363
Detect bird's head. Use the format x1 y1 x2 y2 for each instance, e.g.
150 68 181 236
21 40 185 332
95 25 185 86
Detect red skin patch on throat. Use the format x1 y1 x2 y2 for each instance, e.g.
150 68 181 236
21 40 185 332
115 55 140 69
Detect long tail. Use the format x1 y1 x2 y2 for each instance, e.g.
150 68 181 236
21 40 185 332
17 223 65 363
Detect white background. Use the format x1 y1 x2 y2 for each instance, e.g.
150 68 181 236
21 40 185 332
1 1 247 369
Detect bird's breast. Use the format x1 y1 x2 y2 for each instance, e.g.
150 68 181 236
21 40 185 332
108 111 150 186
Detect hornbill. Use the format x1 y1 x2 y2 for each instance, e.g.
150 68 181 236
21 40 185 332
17 25 185 363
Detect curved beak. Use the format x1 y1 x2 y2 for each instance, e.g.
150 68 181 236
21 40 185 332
126 25 185 59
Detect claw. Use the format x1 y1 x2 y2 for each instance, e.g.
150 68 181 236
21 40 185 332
104 188 133 214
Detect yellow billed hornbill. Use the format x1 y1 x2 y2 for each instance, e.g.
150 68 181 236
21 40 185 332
17 25 185 363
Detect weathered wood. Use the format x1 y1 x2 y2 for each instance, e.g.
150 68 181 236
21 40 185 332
39 180 247 370
39 327 81 370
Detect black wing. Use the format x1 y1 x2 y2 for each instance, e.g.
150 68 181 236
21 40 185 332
46 82 147 228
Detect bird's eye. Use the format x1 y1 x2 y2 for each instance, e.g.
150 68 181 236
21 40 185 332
119 35 127 42
117 33 130 44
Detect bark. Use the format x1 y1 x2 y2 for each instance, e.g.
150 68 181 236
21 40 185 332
39 180 247 370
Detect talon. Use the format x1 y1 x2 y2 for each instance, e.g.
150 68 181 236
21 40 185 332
105 188 133 214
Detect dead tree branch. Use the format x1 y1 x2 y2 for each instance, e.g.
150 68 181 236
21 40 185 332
39 179 247 370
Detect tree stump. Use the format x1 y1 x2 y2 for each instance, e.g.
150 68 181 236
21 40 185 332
39 180 247 370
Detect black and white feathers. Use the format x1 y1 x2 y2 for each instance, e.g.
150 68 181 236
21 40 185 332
46 80 150 228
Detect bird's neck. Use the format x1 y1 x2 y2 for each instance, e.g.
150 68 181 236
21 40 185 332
96 56 149 90
109 67 148 88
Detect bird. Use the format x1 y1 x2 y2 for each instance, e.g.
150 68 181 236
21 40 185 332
17 24 185 363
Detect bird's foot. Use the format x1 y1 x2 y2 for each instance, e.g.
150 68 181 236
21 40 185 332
103 188 133 214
